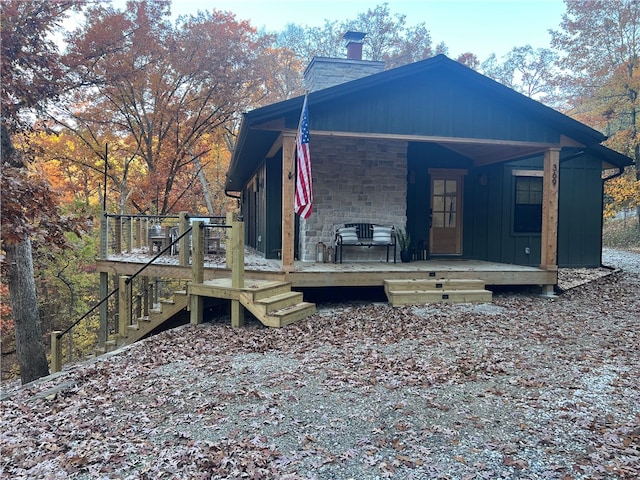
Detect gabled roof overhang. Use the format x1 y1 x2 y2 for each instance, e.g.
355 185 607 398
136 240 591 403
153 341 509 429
226 55 633 193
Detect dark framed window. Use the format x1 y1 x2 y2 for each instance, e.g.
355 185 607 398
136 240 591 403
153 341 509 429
514 175 542 233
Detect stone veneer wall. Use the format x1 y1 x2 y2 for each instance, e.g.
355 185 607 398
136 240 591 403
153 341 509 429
298 137 408 262
303 57 385 92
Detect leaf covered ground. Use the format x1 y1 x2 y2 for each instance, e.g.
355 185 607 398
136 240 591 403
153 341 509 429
1 259 639 479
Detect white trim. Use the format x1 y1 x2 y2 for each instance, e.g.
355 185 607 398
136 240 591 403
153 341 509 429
512 169 543 177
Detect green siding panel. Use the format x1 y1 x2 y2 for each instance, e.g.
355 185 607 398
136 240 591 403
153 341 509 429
557 155 603 267
265 156 283 259
310 76 561 144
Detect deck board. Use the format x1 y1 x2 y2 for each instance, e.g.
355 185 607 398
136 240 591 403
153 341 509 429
98 252 556 288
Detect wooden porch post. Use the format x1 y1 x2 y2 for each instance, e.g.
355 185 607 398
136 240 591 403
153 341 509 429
179 212 189 266
231 220 245 328
540 147 560 295
118 275 131 336
98 272 108 349
50 331 62 373
226 211 233 269
281 132 296 271
190 221 204 325
100 212 108 258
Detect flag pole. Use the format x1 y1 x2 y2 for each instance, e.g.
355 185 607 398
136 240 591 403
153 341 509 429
294 92 313 219
297 93 308 130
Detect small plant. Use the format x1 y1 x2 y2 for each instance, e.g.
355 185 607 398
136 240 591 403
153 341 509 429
396 228 411 251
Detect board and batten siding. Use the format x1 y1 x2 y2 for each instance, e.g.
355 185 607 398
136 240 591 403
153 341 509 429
308 75 561 144
461 156 604 268
557 154 604 268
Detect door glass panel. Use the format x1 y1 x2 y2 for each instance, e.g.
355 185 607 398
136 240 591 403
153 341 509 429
447 212 456 227
446 180 457 193
448 196 457 211
433 213 444 227
433 196 444 211
433 180 445 195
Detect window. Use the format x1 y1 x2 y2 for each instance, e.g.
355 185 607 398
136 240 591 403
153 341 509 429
514 174 542 233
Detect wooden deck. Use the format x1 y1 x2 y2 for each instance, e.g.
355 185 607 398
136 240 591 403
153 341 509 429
97 254 557 289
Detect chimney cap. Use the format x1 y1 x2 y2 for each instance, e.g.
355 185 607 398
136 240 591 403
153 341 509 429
343 31 366 43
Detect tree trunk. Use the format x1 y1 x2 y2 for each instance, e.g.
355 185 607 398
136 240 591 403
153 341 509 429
6 238 50 384
636 167 640 234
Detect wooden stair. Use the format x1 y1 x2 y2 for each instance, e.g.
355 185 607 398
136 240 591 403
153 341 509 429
100 290 190 349
238 281 316 328
126 290 189 343
384 278 492 307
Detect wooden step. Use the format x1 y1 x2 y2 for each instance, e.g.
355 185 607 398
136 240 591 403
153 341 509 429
262 302 316 328
256 291 304 314
236 282 316 328
384 278 486 292
244 281 294 301
387 289 493 306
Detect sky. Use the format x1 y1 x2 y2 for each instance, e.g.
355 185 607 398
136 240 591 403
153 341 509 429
167 0 567 60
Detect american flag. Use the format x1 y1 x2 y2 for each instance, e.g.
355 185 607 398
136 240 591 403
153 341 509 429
295 96 312 219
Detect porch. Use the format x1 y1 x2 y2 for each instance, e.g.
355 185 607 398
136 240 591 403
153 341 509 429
95 211 556 314
51 214 560 373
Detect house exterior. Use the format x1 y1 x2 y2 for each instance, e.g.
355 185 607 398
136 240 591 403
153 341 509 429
225 47 632 282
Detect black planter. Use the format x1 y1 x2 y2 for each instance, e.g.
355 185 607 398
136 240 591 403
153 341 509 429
400 250 411 263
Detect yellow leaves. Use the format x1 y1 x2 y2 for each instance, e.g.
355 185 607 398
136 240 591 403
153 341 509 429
604 168 640 218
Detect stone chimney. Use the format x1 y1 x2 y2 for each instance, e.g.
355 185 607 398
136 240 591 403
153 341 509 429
303 31 384 92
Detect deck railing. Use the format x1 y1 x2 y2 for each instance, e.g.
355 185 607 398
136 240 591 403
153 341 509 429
99 212 228 260
51 212 239 373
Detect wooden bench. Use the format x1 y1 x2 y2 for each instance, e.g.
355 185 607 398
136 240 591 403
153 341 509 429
334 223 396 263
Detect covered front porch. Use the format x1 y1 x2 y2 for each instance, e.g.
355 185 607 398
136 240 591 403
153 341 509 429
99 250 556 319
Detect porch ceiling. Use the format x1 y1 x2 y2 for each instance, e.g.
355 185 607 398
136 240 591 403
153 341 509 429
438 141 550 165
311 130 559 166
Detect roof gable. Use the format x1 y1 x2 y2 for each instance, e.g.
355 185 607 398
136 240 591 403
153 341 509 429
308 71 560 144
227 55 631 191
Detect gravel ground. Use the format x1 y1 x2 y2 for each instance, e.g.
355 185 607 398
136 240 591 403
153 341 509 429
1 249 639 479
602 247 640 273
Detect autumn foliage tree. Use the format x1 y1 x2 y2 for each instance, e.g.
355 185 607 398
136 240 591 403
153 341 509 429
551 0 640 230
53 0 272 215
1 0 86 384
